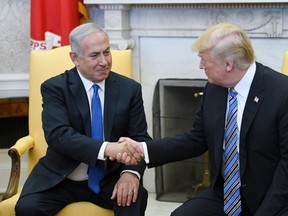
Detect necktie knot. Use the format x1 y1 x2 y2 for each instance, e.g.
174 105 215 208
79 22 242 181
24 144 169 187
229 88 237 98
229 88 237 97
93 83 99 94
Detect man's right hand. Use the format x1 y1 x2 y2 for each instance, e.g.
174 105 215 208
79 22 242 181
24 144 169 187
105 137 144 165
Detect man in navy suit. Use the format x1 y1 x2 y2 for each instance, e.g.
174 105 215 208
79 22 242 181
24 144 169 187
15 23 151 216
118 22 288 216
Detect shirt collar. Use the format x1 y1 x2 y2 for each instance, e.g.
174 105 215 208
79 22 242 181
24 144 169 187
77 69 105 92
234 62 256 98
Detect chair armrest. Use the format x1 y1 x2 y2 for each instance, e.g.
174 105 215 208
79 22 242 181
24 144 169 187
1 135 34 201
282 51 288 75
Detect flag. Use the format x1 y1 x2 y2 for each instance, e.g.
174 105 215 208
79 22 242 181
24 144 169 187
30 0 88 51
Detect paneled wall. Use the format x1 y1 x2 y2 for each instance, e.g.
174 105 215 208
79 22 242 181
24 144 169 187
0 0 30 98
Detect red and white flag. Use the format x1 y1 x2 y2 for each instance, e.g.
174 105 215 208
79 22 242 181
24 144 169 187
30 0 88 51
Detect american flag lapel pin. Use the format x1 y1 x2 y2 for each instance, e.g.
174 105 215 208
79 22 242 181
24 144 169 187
254 96 259 103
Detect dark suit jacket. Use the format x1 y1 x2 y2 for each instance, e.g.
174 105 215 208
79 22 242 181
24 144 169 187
146 62 288 215
20 68 151 197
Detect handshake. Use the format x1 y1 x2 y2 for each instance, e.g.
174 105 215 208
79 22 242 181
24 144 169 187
105 137 145 165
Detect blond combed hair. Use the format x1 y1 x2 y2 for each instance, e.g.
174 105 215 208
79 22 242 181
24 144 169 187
192 22 255 70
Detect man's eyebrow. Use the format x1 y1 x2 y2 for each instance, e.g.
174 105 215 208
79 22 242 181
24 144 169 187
198 53 205 58
93 47 110 54
89 51 100 56
89 47 110 56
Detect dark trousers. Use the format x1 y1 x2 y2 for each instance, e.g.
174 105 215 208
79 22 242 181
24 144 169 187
15 178 148 216
170 188 288 216
171 188 227 216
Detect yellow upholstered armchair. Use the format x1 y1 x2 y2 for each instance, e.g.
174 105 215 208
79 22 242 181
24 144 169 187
282 51 288 75
0 45 132 216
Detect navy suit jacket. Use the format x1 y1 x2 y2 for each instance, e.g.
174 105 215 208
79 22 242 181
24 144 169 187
20 68 151 197
146 62 288 215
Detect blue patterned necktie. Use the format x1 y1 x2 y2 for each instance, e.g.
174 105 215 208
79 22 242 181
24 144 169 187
88 84 105 194
223 88 242 216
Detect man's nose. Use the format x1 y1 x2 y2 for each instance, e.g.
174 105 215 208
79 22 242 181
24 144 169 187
199 61 205 69
99 54 108 65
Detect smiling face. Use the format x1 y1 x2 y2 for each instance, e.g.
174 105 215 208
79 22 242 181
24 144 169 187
70 31 112 83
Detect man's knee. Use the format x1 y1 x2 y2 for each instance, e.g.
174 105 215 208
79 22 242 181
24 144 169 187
138 185 148 200
138 185 148 210
15 196 43 216
170 205 184 216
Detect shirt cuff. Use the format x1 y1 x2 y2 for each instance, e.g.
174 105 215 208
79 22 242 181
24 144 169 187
98 141 108 160
141 142 150 164
121 170 141 180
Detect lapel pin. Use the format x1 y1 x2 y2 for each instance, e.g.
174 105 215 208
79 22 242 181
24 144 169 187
254 96 259 103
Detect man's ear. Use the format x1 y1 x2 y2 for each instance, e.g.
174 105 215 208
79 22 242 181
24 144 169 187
69 51 79 66
225 59 234 72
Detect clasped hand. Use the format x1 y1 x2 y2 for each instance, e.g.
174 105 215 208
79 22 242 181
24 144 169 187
105 137 144 165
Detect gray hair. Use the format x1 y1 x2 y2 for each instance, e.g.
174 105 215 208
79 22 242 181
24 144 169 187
69 22 109 55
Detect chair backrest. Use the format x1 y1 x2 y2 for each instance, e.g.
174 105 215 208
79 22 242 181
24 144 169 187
28 45 132 173
282 51 288 75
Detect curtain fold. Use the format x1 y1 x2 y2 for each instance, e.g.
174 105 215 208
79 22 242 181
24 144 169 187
30 0 88 51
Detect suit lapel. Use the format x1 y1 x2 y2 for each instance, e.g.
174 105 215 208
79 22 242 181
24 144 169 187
68 68 91 136
239 63 265 176
103 72 118 141
212 86 228 174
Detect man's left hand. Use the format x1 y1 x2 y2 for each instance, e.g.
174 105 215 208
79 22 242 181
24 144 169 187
110 172 140 207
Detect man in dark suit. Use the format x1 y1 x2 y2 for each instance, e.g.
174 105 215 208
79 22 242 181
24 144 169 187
15 23 151 216
118 22 288 216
